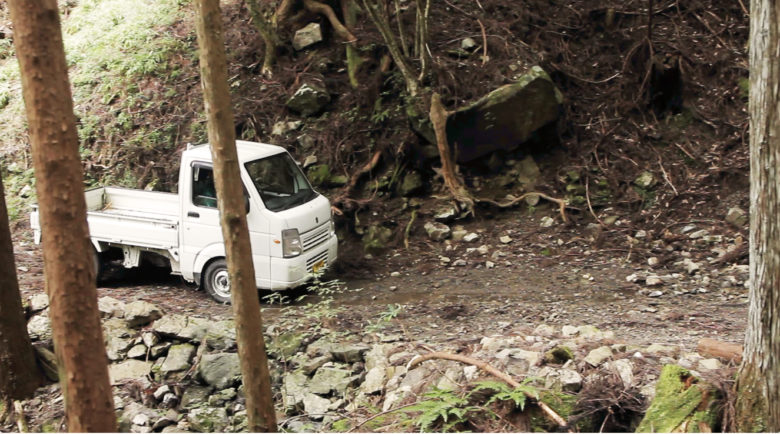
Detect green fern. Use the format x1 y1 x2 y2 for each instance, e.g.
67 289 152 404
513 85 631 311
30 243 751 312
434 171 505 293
402 388 478 432
470 378 540 411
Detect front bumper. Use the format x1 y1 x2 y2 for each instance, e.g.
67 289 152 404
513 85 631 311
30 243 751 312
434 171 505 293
269 233 338 290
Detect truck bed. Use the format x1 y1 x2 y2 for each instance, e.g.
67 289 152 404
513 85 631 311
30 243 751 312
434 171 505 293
85 187 180 250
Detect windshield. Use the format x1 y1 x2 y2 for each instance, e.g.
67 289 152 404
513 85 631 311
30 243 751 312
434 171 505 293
245 153 317 212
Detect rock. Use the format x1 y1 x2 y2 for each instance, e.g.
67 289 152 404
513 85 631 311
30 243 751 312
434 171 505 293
561 325 578 337
446 66 562 162
150 342 171 359
461 37 477 50
97 296 126 318
648 290 664 297
424 221 451 241
293 354 332 375
683 258 701 274
331 343 370 363
141 331 159 348
540 216 554 227
646 276 663 287
540 367 582 392
726 207 747 228
127 344 147 359
207 388 236 406
362 224 394 254
688 229 710 239
645 344 678 356
453 259 467 267
269 332 305 359
292 23 323 51
310 366 358 396
271 120 302 136
485 261 495 269
29 293 49 312
151 416 176 431
499 235 512 244
697 358 722 371
544 346 574 364
282 371 308 413
153 385 171 401
160 393 179 409
286 83 331 117
584 346 613 366
109 360 152 383
451 226 468 241
361 366 386 395
152 314 189 338
303 155 318 168
104 318 135 361
534 324 556 337
434 206 458 222
161 344 195 374
525 193 540 206
27 314 51 341
199 353 241 390
303 393 331 420
125 301 163 328
399 171 424 196
648 257 659 267
606 359 634 388
634 171 656 189
132 413 150 426
187 407 228 432
463 232 480 243
181 386 211 410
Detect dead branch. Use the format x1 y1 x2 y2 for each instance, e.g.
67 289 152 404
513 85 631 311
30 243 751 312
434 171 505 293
303 0 357 42
658 157 678 196
408 351 572 431
477 18 488 65
475 192 572 223
404 209 417 248
585 176 606 227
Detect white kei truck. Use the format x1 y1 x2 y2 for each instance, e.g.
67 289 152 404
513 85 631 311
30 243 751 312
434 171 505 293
30 141 338 303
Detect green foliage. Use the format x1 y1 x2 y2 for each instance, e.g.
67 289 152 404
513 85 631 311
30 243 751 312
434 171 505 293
329 418 352 432
471 378 540 411
365 303 403 333
402 387 479 432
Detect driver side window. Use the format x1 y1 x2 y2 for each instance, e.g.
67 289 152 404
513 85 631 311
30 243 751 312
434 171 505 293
192 165 217 208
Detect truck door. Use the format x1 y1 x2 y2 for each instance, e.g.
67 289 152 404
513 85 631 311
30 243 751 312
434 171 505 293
180 162 271 288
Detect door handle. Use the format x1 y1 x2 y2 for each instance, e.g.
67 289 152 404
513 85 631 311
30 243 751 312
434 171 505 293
187 211 200 218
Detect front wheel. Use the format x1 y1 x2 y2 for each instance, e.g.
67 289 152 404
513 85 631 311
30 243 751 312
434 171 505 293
203 259 231 304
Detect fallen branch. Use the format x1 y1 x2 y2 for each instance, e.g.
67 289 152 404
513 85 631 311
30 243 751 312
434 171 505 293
585 176 605 227
477 18 488 65
404 209 417 249
476 192 572 223
408 351 571 431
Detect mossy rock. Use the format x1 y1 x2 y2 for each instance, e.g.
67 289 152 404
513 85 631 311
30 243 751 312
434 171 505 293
362 224 394 254
544 345 575 365
636 365 720 433
307 164 332 187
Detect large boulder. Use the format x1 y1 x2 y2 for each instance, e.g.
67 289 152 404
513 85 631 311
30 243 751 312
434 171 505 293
187 407 229 432
161 343 196 374
198 352 241 390
27 314 51 341
125 301 163 327
109 360 152 383
286 84 330 117
446 66 562 162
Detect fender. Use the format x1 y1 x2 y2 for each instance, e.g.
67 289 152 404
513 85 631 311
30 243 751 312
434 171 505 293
192 242 226 283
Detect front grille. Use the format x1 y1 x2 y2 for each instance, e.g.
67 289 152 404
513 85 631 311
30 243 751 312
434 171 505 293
306 249 329 272
302 223 330 252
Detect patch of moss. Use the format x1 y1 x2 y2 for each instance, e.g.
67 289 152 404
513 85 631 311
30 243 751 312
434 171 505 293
544 345 575 364
531 390 593 432
636 364 720 433
330 418 352 432
738 77 749 98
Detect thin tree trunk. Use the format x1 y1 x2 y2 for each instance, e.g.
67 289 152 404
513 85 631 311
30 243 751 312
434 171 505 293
341 0 362 88
0 176 42 402
7 1 116 431
735 0 780 430
246 0 277 76
193 1 277 431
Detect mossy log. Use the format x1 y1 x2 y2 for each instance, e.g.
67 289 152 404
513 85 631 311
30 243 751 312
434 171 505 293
636 365 720 433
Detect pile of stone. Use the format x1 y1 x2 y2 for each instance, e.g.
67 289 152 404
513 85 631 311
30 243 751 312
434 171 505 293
25 295 735 433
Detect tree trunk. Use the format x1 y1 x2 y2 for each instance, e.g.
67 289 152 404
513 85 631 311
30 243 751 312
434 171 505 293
193 1 277 431
430 93 473 211
246 0 277 76
0 176 42 402
735 0 780 431
7 1 116 431
341 0 362 88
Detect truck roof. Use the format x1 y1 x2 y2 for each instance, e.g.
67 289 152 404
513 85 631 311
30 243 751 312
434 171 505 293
184 140 287 163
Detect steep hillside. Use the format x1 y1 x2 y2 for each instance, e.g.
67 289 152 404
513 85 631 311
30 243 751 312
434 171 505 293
0 0 749 262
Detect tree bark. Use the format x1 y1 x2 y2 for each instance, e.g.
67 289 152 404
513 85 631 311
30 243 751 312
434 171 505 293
0 176 42 402
430 93 473 211
736 0 780 430
246 0 278 76
7 1 116 431
194 1 277 431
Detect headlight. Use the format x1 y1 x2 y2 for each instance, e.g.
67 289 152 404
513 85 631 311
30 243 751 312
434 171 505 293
282 228 302 258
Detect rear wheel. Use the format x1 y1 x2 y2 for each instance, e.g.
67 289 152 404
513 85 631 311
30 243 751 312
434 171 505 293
203 259 231 304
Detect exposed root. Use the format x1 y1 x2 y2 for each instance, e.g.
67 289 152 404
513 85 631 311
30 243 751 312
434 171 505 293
476 192 573 223
13 401 27 433
404 209 417 249
431 92 475 215
408 351 572 431
303 0 357 43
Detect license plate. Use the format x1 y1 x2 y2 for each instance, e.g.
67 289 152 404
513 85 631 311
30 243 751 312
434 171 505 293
312 259 325 273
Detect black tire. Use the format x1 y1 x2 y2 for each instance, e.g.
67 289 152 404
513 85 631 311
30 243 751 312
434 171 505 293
92 247 106 285
203 259 231 304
